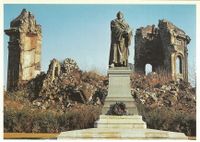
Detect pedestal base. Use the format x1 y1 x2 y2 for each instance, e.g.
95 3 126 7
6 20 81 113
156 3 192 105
95 115 146 129
58 128 188 139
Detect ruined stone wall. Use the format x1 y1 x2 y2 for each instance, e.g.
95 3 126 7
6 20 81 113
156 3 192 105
5 9 42 90
135 19 190 82
134 25 164 74
46 58 61 82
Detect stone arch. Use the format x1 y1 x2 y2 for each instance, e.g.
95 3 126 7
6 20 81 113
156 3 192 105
174 53 184 81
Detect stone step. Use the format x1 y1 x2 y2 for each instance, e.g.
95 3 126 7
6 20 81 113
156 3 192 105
95 115 146 129
57 128 188 139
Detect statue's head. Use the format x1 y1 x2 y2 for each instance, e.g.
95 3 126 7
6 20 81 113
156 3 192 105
116 11 124 20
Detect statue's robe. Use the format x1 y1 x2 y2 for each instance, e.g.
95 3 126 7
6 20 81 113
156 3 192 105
109 18 132 67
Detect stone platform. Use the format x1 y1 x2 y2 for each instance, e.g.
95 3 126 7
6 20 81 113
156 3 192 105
58 115 187 139
58 127 188 139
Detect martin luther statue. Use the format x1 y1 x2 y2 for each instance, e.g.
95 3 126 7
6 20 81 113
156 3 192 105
109 11 133 68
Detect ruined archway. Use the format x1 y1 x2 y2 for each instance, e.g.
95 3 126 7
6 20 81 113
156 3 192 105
135 20 190 82
47 59 61 82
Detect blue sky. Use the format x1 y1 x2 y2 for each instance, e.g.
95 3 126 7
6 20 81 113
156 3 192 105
4 4 196 86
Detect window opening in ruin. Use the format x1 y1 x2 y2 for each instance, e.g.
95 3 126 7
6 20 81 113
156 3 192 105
145 64 152 75
176 56 182 74
54 66 59 77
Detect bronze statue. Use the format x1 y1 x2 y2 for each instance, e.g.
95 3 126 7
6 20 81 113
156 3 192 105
109 11 132 68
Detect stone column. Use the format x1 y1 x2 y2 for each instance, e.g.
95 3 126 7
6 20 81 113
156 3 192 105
171 53 176 81
184 50 189 82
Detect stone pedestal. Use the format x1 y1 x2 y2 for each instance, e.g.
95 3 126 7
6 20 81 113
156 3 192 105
94 67 147 136
102 67 138 115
